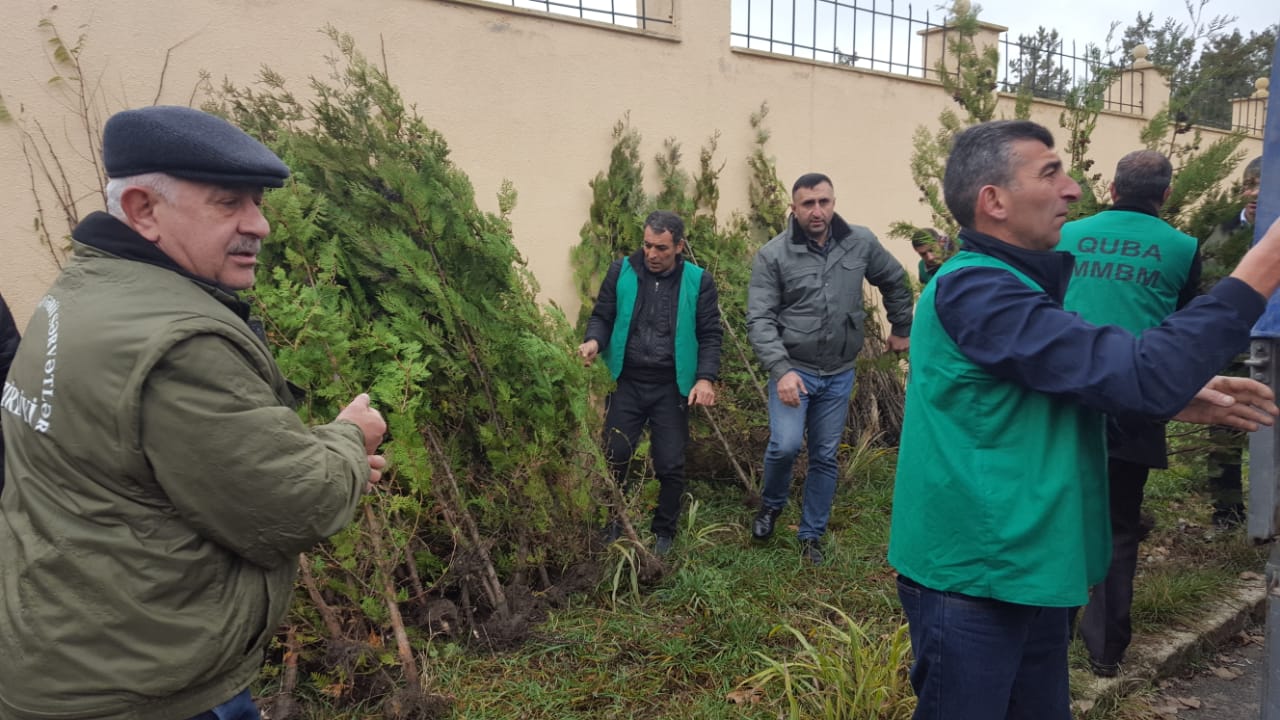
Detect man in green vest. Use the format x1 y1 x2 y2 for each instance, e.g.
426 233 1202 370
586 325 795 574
911 228 946 284
888 120 1280 720
1061 150 1202 677
0 106 388 720
578 211 722 556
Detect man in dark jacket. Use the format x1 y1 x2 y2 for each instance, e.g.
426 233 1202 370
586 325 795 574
579 210 722 556
746 173 913 565
0 292 19 492
1061 150 1202 677
0 106 387 720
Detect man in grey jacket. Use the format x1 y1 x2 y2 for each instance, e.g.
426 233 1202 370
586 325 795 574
746 173 913 564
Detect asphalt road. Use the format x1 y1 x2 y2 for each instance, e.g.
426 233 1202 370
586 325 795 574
1143 626 1264 719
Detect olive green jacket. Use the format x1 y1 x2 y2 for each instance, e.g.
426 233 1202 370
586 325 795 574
0 215 368 720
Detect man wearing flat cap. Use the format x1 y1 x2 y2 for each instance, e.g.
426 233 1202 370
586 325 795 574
0 106 387 720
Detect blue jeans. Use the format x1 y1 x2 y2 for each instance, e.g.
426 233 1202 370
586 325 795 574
896 575 1072 720
760 368 854 541
186 689 261 720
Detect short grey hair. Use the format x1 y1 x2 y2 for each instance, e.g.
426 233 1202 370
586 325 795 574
105 172 177 220
944 120 1056 229
1112 150 1172 209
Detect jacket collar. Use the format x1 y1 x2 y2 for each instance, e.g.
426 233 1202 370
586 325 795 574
955 227 1076 304
71 211 254 322
787 213 854 249
1109 202 1159 217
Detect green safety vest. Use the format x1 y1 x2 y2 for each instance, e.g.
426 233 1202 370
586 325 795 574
888 252 1109 607
1061 211 1197 335
604 259 704 396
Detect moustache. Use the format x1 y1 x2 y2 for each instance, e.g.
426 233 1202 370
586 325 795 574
229 238 261 255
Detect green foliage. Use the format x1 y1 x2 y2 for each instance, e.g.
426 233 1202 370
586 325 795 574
1119 4 1274 129
209 27 602 705
938 5 1000 125
1161 132 1246 222
572 117 647 329
1059 47 1115 219
1005 27 1073 101
747 102 789 238
744 608 915 719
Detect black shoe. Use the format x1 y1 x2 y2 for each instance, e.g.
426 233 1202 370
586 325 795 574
1088 658 1120 678
654 535 674 557
800 538 824 565
752 506 783 541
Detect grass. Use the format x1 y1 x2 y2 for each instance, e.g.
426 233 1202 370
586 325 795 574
286 428 1267 719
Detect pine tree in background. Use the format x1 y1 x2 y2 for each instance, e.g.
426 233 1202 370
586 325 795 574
209 28 604 715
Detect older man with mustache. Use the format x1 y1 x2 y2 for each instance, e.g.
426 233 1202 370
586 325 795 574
0 106 387 720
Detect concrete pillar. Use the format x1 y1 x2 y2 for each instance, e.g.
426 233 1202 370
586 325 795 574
1104 45 1168 118
918 19 1005 81
1231 77 1270 137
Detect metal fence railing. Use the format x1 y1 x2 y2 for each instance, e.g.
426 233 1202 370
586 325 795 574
469 0 673 30
731 0 949 77
730 0 1146 115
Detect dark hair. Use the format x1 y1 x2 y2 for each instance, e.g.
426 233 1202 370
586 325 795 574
943 120 1056 228
910 227 943 248
1244 156 1262 183
792 173 833 195
644 210 685 244
1112 150 1172 209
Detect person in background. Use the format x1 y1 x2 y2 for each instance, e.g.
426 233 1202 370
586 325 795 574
747 172 913 565
578 210 722 557
1199 156 1262 529
1060 149 1202 677
911 228 946 284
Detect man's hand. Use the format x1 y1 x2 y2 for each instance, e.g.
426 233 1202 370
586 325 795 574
577 339 600 366
366 454 388 493
1174 375 1279 431
776 370 807 408
688 379 717 407
886 334 910 353
337 393 387 455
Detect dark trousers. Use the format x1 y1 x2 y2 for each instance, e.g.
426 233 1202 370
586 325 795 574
1079 457 1150 666
603 377 689 537
1207 426 1244 513
897 575 1072 720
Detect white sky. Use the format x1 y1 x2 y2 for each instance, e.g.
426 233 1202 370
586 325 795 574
972 0 1278 54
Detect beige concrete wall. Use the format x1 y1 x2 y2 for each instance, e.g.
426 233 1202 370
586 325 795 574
0 0 1262 329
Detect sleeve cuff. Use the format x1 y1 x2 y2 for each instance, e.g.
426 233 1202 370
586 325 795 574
1210 277 1267 323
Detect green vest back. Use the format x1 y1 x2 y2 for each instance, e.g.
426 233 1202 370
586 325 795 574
604 259 704 396
887 252 1109 607
1061 211 1197 335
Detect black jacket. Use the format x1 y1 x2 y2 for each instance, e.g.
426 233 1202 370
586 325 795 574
585 250 722 386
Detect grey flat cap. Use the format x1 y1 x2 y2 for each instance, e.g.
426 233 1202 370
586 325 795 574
103 105 290 188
